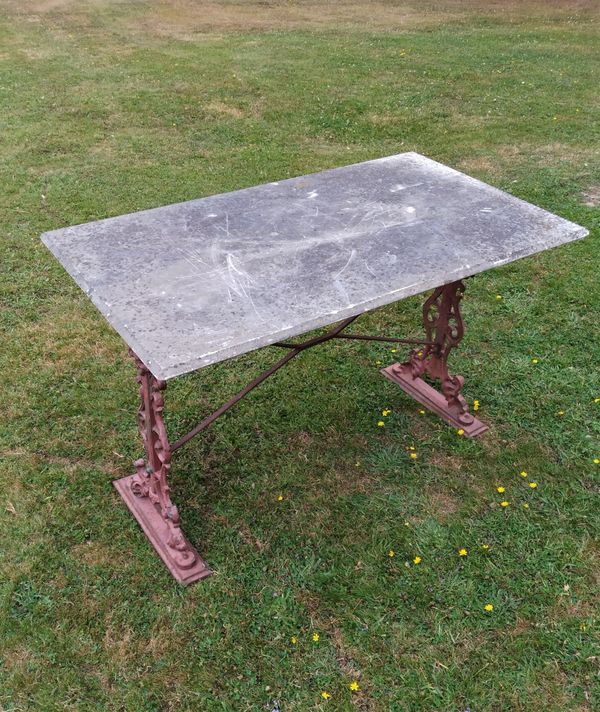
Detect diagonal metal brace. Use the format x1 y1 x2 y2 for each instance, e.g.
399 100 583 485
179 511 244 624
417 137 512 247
171 315 359 451
171 314 434 452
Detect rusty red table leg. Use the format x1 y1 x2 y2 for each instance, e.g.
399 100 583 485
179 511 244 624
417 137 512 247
113 351 211 584
381 280 488 438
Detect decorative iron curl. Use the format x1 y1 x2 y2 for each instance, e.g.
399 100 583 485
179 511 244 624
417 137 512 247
128 350 197 570
405 281 474 425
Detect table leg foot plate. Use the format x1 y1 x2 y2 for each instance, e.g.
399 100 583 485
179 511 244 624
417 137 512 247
381 363 489 438
114 474 212 585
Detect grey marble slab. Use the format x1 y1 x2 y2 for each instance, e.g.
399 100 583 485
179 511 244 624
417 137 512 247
41 152 588 380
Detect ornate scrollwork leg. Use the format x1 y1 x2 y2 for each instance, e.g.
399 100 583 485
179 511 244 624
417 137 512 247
113 351 211 584
381 281 488 437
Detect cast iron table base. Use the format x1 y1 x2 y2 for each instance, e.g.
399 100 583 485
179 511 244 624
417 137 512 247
381 280 488 437
113 279 487 584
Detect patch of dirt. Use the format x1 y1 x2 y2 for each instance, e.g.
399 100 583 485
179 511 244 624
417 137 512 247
368 112 404 126
330 463 378 496
117 1 600 37
131 1 453 36
461 142 600 177
424 486 460 520
458 155 497 175
504 616 533 636
205 101 246 119
19 47 54 59
287 430 313 448
428 451 464 472
0 644 34 672
5 0 600 39
582 185 600 207
103 624 135 665
12 0 74 10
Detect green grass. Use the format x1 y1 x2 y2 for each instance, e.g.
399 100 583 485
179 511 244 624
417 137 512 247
1 1 599 710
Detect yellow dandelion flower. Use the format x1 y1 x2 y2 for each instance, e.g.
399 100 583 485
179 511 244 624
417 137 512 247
290 635 298 644
312 633 320 642
594 458 599 465
520 470 528 478
500 500 510 507
388 549 395 557
377 420 385 427
529 482 538 489
458 548 468 556
557 410 564 416
484 603 494 612
481 544 490 550
419 409 426 414
532 358 539 364
457 428 465 436
497 486 506 493
382 408 391 416
473 399 480 411
408 445 415 450
496 295 503 300
522 502 530 509
321 691 331 700
349 681 360 692
594 398 600 403
413 556 422 565
409 452 417 459
391 348 397 353
277 495 284 501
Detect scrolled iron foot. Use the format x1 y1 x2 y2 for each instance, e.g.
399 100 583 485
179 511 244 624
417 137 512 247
382 280 487 437
113 350 212 584
166 526 199 570
441 374 474 425
130 458 150 497
414 281 474 418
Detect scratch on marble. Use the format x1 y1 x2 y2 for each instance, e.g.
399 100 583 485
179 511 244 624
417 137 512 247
333 248 357 279
177 247 209 274
215 212 231 238
219 253 263 319
389 182 423 193
365 261 377 277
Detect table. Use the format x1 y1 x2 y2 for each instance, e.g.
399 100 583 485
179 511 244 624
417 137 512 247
41 152 588 584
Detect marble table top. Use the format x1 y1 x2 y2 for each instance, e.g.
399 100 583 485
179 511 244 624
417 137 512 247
42 152 588 380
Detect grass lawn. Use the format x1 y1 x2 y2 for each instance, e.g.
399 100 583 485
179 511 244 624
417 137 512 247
1 1 599 709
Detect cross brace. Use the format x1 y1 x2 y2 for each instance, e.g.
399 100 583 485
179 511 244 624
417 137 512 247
114 280 488 584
